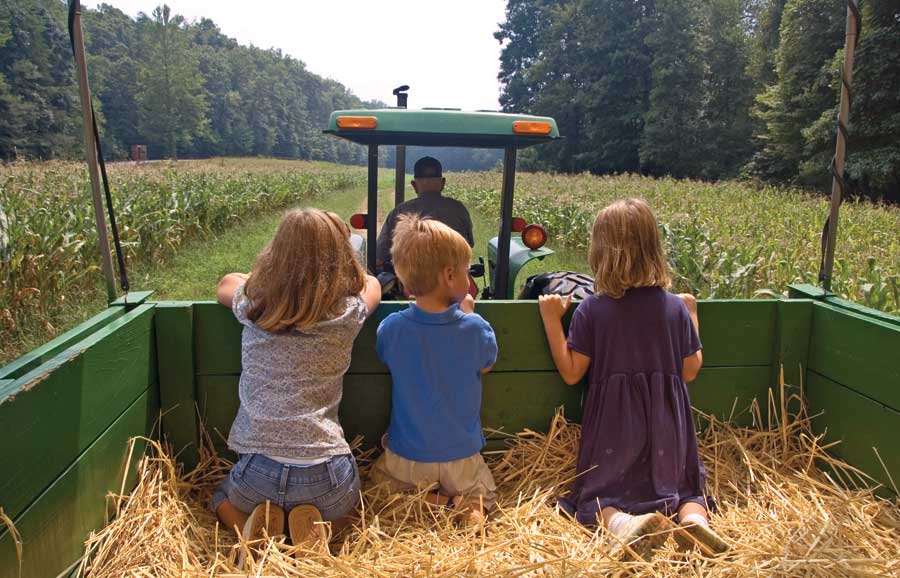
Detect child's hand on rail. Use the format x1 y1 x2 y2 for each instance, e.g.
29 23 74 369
538 294 572 322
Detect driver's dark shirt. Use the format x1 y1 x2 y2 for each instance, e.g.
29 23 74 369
375 192 474 266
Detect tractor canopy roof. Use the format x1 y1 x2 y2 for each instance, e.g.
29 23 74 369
324 108 560 148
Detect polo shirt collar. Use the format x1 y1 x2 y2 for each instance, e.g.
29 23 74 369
403 302 466 325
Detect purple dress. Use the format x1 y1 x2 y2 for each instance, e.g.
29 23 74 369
559 287 713 526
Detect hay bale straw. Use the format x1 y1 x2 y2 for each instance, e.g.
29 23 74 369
76 404 899 577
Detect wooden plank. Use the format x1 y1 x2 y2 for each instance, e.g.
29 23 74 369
0 388 157 578
155 303 200 471
193 300 777 377
196 373 393 462
0 307 126 381
697 300 775 367
481 372 583 437
341 374 392 450
193 302 242 376
110 290 154 308
788 283 831 300
788 283 900 328
773 299 813 393
197 371 582 453
823 296 900 328
806 371 899 492
0 305 156 521
808 303 900 411
197 367 771 460
195 374 240 448
689 366 773 427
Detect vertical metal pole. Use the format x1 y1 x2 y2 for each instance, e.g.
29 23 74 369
367 144 378 273
395 145 406 206
494 148 516 299
821 0 860 291
72 1 116 302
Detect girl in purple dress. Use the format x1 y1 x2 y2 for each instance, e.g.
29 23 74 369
538 198 729 559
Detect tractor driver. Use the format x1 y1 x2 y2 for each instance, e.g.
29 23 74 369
375 156 474 269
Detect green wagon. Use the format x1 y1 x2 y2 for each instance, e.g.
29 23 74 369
1 263 898 576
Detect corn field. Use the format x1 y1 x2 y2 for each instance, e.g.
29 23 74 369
3 161 898 365
0 158 363 362
446 172 900 314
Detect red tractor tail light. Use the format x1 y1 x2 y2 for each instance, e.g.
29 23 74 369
349 213 367 229
522 224 547 250
511 217 527 232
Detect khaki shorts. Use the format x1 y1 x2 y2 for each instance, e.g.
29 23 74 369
371 438 497 510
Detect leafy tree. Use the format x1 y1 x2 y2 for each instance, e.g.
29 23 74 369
843 1 900 201
749 0 844 183
0 0 81 159
640 0 707 178
84 3 140 158
135 5 208 158
698 0 756 178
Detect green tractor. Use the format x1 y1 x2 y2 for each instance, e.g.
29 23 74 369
324 105 593 300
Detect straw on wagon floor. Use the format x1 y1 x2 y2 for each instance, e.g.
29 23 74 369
75 394 899 577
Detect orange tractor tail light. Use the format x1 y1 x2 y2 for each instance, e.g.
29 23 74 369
349 213 367 229
521 224 548 250
337 116 377 129
512 120 553 135
511 217 527 232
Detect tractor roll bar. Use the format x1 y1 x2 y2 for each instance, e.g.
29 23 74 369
494 148 517 299
367 145 379 272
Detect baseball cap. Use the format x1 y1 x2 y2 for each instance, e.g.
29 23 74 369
413 156 443 178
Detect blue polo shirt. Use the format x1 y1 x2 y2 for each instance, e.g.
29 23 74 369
376 303 498 462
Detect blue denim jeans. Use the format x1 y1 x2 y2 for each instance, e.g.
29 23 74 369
212 453 360 522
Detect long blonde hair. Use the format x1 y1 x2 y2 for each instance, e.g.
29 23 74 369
244 208 365 332
589 198 671 298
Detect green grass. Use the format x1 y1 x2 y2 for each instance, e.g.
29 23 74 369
132 182 375 301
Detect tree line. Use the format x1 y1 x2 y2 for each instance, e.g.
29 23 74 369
0 1 377 164
496 0 900 201
2 1 897 197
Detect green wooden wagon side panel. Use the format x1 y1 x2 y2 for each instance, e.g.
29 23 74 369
688 366 773 426
808 303 900 411
191 300 778 377
789 284 900 329
155 303 200 471
480 372 583 437
195 374 240 451
0 305 156 521
805 372 899 492
196 371 586 455
193 302 242 376
0 388 158 578
772 300 813 390
696 300 775 367
0 307 126 382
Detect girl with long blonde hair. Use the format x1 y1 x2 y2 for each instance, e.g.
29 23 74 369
538 199 728 559
213 208 380 555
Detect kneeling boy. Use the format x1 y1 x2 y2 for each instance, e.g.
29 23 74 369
372 214 498 524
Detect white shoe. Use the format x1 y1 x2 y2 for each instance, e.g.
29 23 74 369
609 512 676 561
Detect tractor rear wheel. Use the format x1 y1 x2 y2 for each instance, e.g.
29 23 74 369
519 271 595 300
